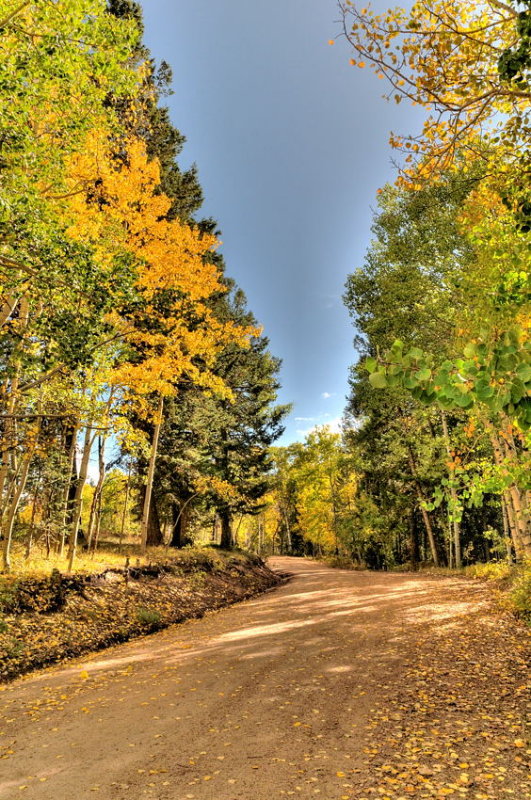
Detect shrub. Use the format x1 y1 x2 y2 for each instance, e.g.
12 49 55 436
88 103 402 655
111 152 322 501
135 607 162 626
509 566 531 624
466 562 514 583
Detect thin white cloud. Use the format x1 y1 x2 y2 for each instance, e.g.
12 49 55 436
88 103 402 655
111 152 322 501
295 416 315 422
325 416 343 434
295 417 343 440
321 392 335 399
322 293 339 309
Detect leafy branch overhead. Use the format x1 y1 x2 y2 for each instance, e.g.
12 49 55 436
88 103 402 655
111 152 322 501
365 327 531 426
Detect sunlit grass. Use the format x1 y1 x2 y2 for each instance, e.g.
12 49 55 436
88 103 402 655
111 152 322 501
466 561 531 624
465 561 515 582
4 542 243 578
7 544 139 577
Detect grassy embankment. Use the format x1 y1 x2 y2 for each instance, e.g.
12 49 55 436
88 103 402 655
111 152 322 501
0 547 281 682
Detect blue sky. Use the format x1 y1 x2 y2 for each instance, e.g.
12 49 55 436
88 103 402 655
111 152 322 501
141 0 424 444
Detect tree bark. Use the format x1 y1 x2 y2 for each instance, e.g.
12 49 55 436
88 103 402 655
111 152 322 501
407 450 439 566
171 500 192 548
499 432 531 557
488 427 529 559
24 464 42 559
170 502 184 548
440 412 462 568
219 508 233 550
1 421 40 572
118 464 131 550
92 491 103 553
143 487 163 546
140 396 164 554
87 434 106 551
67 424 94 572
501 496 513 563
282 509 292 554
212 514 220 543
0 297 29 516
59 423 79 557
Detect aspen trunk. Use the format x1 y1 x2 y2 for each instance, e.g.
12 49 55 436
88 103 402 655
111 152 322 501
501 497 513 563
488 428 529 559
440 412 462 568
119 465 131 550
91 491 103 554
407 450 439 566
499 433 531 557
507 483 531 556
0 293 21 327
140 395 164 554
67 424 94 572
2 419 40 572
87 435 106 551
503 489 522 561
0 375 20 518
59 423 79 557
283 510 292 554
24 469 42 559
0 298 28 516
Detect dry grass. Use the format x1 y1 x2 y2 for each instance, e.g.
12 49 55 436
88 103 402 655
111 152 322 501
3 543 240 578
6 544 139 577
466 560 531 623
465 561 516 582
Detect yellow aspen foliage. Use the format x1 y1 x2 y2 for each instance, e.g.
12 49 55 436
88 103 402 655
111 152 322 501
63 133 257 407
340 1 529 186
65 135 221 300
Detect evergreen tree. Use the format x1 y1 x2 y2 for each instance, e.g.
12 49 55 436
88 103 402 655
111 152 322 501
150 288 290 549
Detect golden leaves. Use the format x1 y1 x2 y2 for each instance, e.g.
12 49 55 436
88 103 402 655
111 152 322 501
62 130 255 408
340 0 529 194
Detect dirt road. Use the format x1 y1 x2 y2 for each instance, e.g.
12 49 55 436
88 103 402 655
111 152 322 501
0 558 529 800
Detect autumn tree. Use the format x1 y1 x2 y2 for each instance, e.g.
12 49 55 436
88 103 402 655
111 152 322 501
0 0 141 570
337 1 529 561
343 176 519 567
0 0 272 571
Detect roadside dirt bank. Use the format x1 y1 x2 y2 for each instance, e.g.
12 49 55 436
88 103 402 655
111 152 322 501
0 550 281 682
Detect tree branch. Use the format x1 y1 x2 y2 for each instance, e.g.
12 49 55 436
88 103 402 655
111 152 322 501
0 1 31 29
